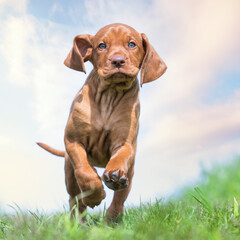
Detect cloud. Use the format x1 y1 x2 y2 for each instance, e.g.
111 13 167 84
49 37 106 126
0 134 67 212
139 92 240 157
0 0 28 15
84 0 148 27
0 6 83 142
143 0 240 104
130 0 240 202
0 1 77 211
0 15 35 86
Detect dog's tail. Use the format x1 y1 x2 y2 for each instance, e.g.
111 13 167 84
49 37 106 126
37 142 65 157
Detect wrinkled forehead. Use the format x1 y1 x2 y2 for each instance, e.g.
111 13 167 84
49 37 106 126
93 23 142 45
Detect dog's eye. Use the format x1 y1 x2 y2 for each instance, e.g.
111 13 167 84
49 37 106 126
98 43 106 49
128 42 136 48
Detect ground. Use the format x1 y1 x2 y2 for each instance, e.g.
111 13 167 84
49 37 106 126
1 158 240 240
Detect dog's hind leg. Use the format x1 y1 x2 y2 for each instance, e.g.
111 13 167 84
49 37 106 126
65 155 86 221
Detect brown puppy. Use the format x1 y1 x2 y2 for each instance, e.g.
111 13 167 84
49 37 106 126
38 23 167 221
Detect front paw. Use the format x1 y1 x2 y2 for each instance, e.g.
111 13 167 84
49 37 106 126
102 169 128 191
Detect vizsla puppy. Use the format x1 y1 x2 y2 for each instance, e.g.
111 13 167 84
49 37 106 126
38 23 167 221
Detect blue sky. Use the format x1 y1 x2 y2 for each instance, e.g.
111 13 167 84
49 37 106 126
206 71 240 103
0 0 240 213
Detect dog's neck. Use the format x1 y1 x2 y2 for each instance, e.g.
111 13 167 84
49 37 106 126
86 69 139 104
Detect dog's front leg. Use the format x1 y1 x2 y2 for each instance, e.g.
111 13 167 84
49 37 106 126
102 142 135 191
102 142 135 221
106 165 134 222
65 140 106 208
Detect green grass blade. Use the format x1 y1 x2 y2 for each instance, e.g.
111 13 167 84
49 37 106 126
233 197 239 218
192 187 214 213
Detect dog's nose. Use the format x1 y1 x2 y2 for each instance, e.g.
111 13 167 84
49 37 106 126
111 55 126 68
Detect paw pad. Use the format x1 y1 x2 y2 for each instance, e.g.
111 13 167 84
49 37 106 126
102 170 128 190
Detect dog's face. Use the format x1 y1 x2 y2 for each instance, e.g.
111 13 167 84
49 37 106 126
64 23 167 86
92 24 145 84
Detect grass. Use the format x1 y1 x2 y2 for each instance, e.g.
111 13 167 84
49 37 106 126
1 159 240 239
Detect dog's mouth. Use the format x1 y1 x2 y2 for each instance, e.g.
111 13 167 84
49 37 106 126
98 65 140 82
98 68 139 91
104 71 134 82
101 71 134 90
109 72 129 80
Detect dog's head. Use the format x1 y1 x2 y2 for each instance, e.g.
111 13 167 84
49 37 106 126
64 23 167 87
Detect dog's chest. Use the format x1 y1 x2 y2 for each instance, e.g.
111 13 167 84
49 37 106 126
71 87 135 167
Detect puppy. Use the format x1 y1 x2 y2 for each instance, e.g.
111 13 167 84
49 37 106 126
38 23 167 221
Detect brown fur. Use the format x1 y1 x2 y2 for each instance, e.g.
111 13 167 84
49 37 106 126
37 23 167 222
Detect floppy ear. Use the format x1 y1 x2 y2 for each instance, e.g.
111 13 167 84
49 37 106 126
140 33 167 86
64 34 93 73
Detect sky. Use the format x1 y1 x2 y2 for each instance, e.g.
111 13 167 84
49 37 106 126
0 0 240 213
